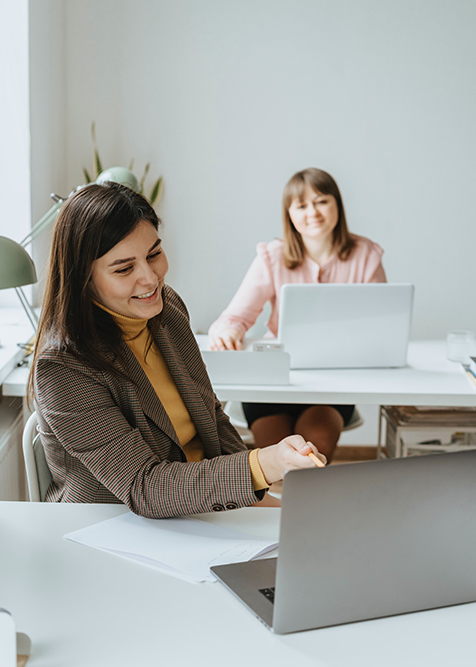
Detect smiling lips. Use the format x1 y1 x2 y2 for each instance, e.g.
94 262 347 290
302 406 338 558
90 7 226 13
133 285 158 300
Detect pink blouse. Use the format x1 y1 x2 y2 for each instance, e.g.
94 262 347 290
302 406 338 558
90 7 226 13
209 235 386 339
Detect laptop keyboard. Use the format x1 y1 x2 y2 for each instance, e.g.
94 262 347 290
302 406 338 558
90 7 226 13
259 587 275 603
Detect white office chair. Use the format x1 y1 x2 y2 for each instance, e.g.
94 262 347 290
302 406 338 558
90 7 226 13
343 406 364 431
224 401 363 446
223 401 255 446
22 411 52 502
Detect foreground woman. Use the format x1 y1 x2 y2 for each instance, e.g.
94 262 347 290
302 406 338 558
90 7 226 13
30 182 324 518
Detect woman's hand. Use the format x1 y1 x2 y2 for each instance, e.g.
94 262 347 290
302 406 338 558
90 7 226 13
209 328 243 350
257 436 326 485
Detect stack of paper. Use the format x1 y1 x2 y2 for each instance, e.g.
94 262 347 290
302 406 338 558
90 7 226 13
65 512 278 583
382 405 476 426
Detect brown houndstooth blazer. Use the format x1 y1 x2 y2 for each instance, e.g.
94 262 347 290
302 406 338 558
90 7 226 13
34 286 260 518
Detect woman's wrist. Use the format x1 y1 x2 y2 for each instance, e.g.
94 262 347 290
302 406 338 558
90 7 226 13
257 446 278 485
248 449 269 491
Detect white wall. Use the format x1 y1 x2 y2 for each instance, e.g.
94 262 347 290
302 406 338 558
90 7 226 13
0 0 30 242
0 0 66 306
29 0 67 300
30 0 476 338
0 0 31 306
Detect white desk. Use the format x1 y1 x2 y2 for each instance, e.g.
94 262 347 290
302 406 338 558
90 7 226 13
200 340 476 407
4 340 476 408
0 308 34 387
2 501 475 667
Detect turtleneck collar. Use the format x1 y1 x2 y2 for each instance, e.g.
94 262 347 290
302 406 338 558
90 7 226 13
92 298 149 341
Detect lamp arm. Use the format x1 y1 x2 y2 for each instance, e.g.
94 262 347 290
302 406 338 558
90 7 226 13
15 287 39 331
20 199 64 247
21 168 139 248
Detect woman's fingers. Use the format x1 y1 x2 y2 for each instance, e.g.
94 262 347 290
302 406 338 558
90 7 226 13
306 440 327 466
209 335 228 350
282 436 319 469
258 435 327 485
286 435 327 465
228 335 242 350
285 434 312 452
209 330 243 350
209 338 225 350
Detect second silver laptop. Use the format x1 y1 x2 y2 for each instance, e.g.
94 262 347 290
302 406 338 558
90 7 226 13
278 283 414 369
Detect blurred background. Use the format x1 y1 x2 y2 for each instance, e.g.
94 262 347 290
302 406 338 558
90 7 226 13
1 0 475 339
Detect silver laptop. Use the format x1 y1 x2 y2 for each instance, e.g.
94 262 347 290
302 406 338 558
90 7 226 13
200 349 290 385
278 283 414 369
211 450 476 634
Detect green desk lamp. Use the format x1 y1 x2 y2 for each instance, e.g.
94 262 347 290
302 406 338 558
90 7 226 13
20 167 140 247
1 167 139 331
0 236 38 329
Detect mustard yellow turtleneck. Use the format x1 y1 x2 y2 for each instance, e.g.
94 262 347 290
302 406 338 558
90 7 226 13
93 300 268 490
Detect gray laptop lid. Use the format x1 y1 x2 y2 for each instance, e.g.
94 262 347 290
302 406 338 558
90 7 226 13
211 450 476 634
278 283 414 369
273 451 476 633
200 349 290 385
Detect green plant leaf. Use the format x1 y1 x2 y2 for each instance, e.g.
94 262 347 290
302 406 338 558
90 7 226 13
83 168 92 184
128 158 135 171
150 176 163 205
139 162 150 194
94 150 103 178
91 121 103 177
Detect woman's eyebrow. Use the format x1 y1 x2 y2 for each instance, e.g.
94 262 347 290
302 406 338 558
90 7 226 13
108 256 135 267
107 239 162 267
149 238 161 252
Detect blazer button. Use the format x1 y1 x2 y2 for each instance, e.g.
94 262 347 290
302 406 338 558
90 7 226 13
212 504 225 512
225 502 238 510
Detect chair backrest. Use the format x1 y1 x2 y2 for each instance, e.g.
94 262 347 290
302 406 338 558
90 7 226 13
342 407 364 432
22 411 52 502
223 401 255 446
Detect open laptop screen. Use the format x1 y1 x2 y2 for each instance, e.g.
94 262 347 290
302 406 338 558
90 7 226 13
278 283 414 369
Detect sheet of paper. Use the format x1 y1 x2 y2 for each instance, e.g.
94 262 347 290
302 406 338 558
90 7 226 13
64 512 278 583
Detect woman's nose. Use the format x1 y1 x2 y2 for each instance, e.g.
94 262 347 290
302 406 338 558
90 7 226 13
136 262 157 284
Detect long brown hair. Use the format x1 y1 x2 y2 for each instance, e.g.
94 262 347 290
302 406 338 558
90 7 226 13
28 182 161 399
282 168 355 269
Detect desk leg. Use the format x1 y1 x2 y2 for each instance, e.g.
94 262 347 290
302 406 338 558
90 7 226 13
377 406 383 458
396 426 402 458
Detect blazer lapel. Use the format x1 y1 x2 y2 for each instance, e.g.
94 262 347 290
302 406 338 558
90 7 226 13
153 325 220 453
116 341 182 448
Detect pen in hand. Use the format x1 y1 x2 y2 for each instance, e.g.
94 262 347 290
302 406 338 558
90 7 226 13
307 449 326 468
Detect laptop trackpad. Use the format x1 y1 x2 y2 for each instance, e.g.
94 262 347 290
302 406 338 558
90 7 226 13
211 557 277 629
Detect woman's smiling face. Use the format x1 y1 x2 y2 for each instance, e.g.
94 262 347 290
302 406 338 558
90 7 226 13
89 220 169 319
288 184 339 243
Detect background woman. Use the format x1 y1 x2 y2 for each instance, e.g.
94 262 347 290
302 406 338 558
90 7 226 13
30 182 324 518
209 168 386 462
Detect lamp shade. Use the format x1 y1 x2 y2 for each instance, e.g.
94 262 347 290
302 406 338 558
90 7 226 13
0 236 37 289
95 167 140 192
